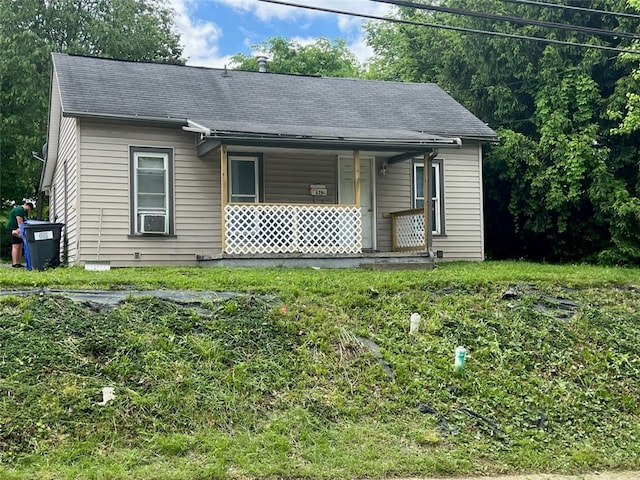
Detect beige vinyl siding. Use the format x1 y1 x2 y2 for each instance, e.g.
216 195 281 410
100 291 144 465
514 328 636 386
65 117 483 264
376 144 484 260
262 151 337 204
376 160 412 252
433 142 484 260
50 115 79 264
76 120 220 266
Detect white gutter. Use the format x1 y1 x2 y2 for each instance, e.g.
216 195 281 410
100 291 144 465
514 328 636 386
63 111 188 125
183 120 211 136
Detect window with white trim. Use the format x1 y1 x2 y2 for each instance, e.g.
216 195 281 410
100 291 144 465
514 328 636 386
413 160 444 235
228 155 262 203
130 147 173 235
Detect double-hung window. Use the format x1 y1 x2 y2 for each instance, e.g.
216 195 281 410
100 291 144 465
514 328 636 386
130 147 173 235
413 159 444 235
228 155 263 203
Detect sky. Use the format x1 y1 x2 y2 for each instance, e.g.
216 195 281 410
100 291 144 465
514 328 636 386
169 0 395 68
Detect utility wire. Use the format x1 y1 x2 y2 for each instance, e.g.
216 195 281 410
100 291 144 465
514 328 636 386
255 0 640 54
371 0 640 40
456 55 618 93
500 0 640 21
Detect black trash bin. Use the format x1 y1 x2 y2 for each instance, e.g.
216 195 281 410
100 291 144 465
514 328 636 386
21 221 65 271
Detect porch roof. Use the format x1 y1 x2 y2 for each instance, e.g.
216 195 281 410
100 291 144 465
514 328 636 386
188 119 462 153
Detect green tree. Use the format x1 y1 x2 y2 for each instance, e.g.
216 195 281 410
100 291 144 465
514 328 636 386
591 0 640 264
0 0 183 206
231 36 362 77
0 0 183 260
366 0 640 263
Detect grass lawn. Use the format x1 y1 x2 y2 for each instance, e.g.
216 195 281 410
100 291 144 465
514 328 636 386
0 261 639 479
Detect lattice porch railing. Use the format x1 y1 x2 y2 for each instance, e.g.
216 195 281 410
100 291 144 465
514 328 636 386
224 204 362 255
390 208 426 252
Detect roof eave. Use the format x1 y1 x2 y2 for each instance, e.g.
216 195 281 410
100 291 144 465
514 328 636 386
63 111 188 126
458 134 499 142
206 135 462 152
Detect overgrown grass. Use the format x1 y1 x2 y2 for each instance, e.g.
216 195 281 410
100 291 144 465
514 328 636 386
0 262 639 479
1 261 639 293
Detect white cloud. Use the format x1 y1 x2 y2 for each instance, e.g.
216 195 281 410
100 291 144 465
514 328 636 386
169 0 393 68
348 36 375 66
289 35 323 47
213 0 392 26
169 0 234 67
228 0 391 66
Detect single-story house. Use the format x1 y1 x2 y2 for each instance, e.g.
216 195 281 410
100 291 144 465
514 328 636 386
41 53 497 268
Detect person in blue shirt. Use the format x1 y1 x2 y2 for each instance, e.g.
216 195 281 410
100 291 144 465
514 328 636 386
6 202 34 268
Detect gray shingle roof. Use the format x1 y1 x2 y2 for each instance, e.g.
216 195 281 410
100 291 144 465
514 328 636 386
52 53 497 142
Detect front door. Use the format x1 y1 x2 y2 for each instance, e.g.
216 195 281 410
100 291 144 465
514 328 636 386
338 156 375 250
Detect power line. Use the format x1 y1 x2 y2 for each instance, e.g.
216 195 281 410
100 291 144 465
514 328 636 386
456 55 618 94
500 0 640 21
371 0 640 40
255 0 640 54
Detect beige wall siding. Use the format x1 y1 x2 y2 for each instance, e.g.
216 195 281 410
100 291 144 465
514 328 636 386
64 119 484 265
76 121 220 266
376 144 484 260
376 160 412 252
433 142 484 261
50 115 79 264
261 151 337 204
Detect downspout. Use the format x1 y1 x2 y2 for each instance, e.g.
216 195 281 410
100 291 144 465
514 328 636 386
63 160 68 265
220 145 228 255
36 158 46 220
32 144 47 220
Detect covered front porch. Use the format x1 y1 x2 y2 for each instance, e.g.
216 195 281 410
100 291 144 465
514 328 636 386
189 125 459 268
199 202 436 269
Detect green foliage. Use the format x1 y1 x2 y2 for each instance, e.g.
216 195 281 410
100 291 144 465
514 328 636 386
0 295 297 452
365 0 640 263
0 264 639 478
231 36 362 77
609 0 640 135
0 0 184 205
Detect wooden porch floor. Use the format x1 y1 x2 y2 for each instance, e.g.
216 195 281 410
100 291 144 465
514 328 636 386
197 251 436 270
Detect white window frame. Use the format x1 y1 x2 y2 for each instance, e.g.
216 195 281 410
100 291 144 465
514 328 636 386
228 155 261 203
413 160 443 235
130 147 173 235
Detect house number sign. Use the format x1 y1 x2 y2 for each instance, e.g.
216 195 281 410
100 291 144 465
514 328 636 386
310 184 328 196
34 231 54 241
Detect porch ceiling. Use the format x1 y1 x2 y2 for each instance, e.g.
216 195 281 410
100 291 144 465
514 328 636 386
197 143 424 160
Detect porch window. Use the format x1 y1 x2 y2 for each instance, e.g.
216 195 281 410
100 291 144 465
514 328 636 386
130 147 173 235
228 155 263 203
413 159 444 235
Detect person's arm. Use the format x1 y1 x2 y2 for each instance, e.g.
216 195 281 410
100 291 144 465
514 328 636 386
12 211 25 236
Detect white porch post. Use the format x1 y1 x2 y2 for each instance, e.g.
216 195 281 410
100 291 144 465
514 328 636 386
221 144 228 253
423 151 431 253
354 150 362 251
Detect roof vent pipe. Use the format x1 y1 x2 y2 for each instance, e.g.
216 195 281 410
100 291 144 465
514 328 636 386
257 56 267 73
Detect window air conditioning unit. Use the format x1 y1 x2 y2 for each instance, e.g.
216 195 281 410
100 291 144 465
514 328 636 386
140 214 167 234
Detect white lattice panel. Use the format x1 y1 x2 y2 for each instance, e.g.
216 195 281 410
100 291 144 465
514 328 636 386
225 204 362 254
395 213 425 249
